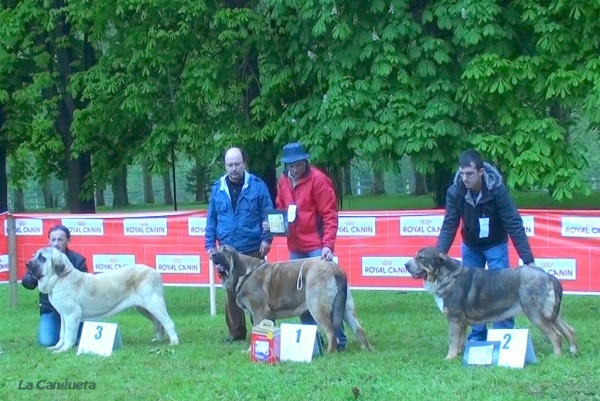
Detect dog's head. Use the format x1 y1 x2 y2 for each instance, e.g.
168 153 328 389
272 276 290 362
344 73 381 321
25 247 70 293
404 247 458 281
211 245 242 293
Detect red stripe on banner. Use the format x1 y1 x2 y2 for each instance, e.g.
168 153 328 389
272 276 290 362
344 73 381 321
1 210 598 293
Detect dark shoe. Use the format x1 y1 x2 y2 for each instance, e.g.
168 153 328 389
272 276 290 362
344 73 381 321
337 343 346 351
223 335 246 343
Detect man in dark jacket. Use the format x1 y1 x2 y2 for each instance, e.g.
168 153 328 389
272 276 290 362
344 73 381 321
206 147 274 342
436 149 535 342
22 225 89 346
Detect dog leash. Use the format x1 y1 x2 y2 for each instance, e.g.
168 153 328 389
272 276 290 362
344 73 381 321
296 260 310 291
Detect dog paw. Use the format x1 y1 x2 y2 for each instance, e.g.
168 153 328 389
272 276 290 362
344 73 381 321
169 339 180 346
241 347 251 354
444 354 459 360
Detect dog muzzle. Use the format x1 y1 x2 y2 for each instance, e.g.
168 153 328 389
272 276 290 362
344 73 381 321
215 264 227 278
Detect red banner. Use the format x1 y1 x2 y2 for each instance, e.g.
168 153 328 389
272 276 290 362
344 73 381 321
1 209 599 294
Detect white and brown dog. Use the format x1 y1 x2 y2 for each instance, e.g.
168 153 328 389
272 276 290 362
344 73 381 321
26 247 179 353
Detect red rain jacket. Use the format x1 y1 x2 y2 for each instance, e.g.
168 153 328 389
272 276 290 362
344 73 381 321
275 166 338 253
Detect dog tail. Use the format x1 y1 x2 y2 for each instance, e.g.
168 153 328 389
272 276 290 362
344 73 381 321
343 288 374 351
549 275 564 322
331 274 347 336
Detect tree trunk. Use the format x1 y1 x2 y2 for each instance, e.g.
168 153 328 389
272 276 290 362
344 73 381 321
111 166 129 208
413 172 428 195
318 163 345 209
41 181 54 208
53 0 95 213
13 188 25 212
142 160 155 204
0 107 7 213
222 0 278 205
246 143 277 206
548 101 570 194
193 156 206 202
163 171 173 205
431 161 455 208
0 145 6 213
95 185 105 207
343 162 353 196
371 171 385 195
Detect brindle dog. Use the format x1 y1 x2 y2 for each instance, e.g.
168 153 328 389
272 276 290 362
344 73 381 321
405 247 578 360
211 244 374 353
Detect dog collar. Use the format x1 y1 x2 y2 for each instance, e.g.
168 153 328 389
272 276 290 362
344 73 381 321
234 261 268 293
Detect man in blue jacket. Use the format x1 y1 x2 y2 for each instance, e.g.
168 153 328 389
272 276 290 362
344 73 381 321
206 147 274 342
436 149 535 342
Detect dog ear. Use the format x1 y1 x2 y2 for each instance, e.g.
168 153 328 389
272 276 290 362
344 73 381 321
233 251 250 275
51 251 69 277
436 252 461 271
435 250 450 263
54 260 66 277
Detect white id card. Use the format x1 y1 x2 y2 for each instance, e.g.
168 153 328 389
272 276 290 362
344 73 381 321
479 217 489 238
288 205 297 223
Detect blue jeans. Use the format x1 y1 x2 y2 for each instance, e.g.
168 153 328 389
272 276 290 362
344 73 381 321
461 241 515 342
289 249 347 350
39 311 84 347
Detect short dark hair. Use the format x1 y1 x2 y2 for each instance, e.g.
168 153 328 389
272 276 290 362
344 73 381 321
459 149 483 170
48 225 71 239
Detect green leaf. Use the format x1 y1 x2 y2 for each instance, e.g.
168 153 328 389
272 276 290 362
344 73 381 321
312 20 326 37
370 0 386 13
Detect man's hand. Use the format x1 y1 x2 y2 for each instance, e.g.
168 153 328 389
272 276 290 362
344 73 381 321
262 221 270 232
526 262 536 267
321 247 333 261
260 241 271 257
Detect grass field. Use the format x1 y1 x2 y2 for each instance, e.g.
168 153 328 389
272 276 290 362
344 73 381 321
1 287 597 401
1 192 599 401
21 190 600 214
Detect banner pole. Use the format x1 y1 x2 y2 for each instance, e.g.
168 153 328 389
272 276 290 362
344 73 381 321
208 259 216 316
7 214 18 309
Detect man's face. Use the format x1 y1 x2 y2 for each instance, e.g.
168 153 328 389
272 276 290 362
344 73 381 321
224 152 245 182
459 162 483 190
287 160 306 179
48 230 69 253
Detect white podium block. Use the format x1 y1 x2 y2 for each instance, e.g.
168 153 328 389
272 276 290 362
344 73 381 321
487 328 537 368
279 323 322 362
77 321 123 357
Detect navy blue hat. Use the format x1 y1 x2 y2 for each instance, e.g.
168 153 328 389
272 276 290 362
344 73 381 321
280 142 311 164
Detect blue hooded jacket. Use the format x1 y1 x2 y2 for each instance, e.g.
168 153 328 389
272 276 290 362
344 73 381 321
205 172 273 254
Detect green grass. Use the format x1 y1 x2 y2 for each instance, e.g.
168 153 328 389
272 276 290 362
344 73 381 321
1 286 597 401
21 190 600 214
2 191 598 400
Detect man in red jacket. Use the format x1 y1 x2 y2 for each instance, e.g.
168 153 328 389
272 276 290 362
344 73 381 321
267 142 347 350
